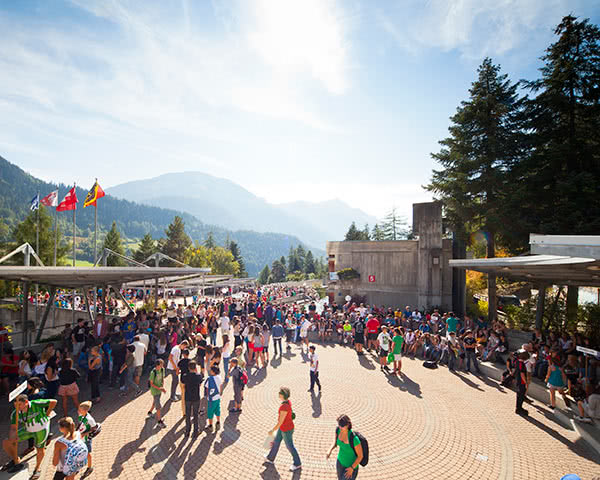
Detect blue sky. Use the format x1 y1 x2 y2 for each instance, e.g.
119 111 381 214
1 0 599 221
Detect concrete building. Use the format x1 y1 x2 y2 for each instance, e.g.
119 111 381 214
326 202 453 310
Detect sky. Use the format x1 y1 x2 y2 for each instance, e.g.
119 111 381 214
1 0 599 222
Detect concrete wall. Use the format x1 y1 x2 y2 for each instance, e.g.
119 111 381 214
327 202 452 310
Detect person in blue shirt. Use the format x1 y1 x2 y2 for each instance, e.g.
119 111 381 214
418 320 431 334
271 320 285 356
121 313 137 344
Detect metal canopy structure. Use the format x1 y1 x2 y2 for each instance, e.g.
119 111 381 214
449 235 600 287
124 274 231 288
0 266 211 289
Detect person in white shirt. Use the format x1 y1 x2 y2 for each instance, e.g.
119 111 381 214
575 386 600 423
300 317 311 352
168 340 188 401
220 315 230 335
131 336 147 393
308 345 321 393
377 326 392 373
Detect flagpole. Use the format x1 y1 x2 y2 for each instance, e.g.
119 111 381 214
94 180 98 320
53 196 58 266
73 183 76 267
34 192 39 347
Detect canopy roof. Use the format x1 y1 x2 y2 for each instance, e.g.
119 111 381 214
0 266 211 289
449 255 600 286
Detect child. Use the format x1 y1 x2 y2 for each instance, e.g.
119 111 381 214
205 365 223 432
228 358 244 413
178 350 190 417
545 356 569 409
77 401 97 478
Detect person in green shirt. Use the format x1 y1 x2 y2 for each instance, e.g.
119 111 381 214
446 313 459 336
2 394 57 478
391 328 404 375
148 359 167 428
326 414 363 480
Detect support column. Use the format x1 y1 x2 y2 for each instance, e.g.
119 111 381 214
35 287 57 344
535 285 546 331
22 282 30 348
101 285 106 319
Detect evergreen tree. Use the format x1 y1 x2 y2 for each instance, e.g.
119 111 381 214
427 57 523 322
258 264 270 285
204 231 216 249
288 246 301 272
162 216 192 264
362 224 371 240
304 250 316 274
295 245 306 272
133 233 157 263
380 208 407 240
228 241 247 277
103 221 126 266
371 223 386 241
270 259 287 283
344 222 361 240
515 15 600 323
13 206 69 265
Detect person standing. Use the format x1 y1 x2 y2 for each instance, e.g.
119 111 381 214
168 340 188 402
390 328 404 375
77 401 97 478
178 349 191 417
181 361 203 437
228 358 245 413
308 345 321 393
300 316 311 352
353 317 365 356
148 359 167 428
131 336 146 396
326 414 363 480
271 320 284 357
58 358 80 416
52 416 88 480
515 349 529 416
447 332 459 372
205 365 223 432
463 330 481 374
88 346 102 403
264 387 302 472
72 319 87 358
545 355 568 410
377 326 391 373
365 315 379 352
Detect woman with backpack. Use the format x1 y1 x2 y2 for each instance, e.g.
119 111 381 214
326 414 363 480
52 416 88 480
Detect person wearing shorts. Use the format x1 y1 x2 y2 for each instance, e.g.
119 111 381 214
205 365 222 432
377 326 391 373
391 329 404 375
228 358 244 413
2 395 57 478
148 359 166 428
353 318 365 355
365 315 380 352
77 401 97 478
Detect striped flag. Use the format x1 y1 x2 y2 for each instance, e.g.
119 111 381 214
40 190 59 207
30 194 39 211
56 187 78 211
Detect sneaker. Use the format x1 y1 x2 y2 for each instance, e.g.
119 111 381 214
289 464 302 471
215 422 221 430
30 469 41 479
135 389 143 397
157 420 166 428
147 411 154 417
516 408 529 416
263 453 273 464
549 405 556 410
574 415 593 423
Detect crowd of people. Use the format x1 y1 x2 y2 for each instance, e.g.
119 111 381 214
1 284 599 479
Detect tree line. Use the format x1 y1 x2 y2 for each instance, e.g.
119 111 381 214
343 208 410 241
426 15 600 324
257 245 327 285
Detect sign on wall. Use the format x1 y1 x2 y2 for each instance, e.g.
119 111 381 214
368 275 376 283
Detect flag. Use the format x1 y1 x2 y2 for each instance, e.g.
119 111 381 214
56 187 78 212
83 181 105 208
30 194 39 211
40 190 59 207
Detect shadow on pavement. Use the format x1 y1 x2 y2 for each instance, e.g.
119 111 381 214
358 354 376 370
386 372 422 398
109 418 158 478
213 408 241 455
452 371 484 392
247 367 267 388
311 391 322 418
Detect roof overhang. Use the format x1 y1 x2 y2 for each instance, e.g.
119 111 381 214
530 234 600 259
449 255 600 287
0 266 211 289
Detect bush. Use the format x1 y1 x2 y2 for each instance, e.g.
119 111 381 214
503 304 535 331
0 303 21 312
337 268 360 281
466 287 488 319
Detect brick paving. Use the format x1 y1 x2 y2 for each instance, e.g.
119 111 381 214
3 341 600 479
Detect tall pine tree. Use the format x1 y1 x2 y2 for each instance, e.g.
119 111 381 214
228 241 247 277
133 233 157 263
258 264 270 285
162 216 192 264
427 58 524 322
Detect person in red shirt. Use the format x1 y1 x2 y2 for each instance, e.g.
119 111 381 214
365 315 380 352
264 387 302 472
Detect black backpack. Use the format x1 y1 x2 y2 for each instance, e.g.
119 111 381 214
423 361 438 369
335 427 369 467
355 321 364 334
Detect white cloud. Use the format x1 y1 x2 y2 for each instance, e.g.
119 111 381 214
377 0 577 58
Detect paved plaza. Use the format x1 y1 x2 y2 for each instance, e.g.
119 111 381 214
3 341 600 480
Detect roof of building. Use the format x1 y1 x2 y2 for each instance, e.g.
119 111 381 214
0 266 211 289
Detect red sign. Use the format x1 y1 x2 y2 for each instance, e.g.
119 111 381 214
368 275 376 283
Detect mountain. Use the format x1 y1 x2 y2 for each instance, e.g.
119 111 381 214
276 199 378 241
0 155 322 276
107 172 376 246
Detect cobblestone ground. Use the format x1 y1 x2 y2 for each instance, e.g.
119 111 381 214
4 341 600 480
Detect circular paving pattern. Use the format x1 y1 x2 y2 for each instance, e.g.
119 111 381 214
19 342 600 479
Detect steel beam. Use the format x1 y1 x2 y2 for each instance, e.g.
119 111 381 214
35 286 57 344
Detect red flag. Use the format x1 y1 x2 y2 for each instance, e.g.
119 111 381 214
56 187 78 211
40 190 58 207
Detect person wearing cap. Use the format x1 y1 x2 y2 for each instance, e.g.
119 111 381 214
515 349 529 416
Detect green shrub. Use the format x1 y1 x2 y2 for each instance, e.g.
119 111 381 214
337 268 360 281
